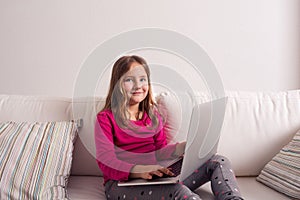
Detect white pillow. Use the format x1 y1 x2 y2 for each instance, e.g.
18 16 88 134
156 92 182 143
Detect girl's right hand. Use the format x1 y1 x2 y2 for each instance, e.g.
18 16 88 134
130 165 175 179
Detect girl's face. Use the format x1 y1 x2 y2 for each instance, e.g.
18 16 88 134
122 62 149 106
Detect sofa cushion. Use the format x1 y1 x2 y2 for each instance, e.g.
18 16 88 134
152 90 300 176
217 91 300 176
195 177 291 200
0 95 72 122
156 92 182 143
68 176 105 200
256 128 300 199
0 121 78 199
67 176 291 200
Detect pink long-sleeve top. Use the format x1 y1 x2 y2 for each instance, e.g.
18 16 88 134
95 109 177 184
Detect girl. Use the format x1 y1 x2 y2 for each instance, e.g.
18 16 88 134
95 55 243 200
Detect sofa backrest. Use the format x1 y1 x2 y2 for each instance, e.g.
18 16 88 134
0 95 72 122
218 91 300 176
143 91 300 176
0 90 299 177
71 97 105 176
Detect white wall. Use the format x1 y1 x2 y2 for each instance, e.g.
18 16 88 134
0 0 299 97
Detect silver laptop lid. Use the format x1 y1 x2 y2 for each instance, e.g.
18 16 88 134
180 97 228 181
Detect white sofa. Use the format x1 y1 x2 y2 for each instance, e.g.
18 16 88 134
0 90 299 200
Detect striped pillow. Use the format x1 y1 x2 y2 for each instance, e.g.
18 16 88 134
256 129 300 199
0 121 78 200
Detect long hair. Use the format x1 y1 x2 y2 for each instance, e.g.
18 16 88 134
101 55 160 130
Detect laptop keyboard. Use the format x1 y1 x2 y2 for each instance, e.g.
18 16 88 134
150 157 183 180
168 157 183 176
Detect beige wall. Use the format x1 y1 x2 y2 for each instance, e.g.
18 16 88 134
0 0 299 97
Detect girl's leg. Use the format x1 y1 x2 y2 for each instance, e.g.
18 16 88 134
182 154 243 200
105 180 201 200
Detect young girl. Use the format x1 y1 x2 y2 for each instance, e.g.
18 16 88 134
95 55 243 200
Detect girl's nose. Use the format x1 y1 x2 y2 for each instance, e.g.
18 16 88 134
134 83 141 90
134 80 142 89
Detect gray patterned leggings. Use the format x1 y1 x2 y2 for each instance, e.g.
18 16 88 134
104 155 243 200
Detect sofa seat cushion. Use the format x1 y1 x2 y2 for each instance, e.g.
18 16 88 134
67 176 105 200
67 176 290 200
199 177 292 200
239 177 292 200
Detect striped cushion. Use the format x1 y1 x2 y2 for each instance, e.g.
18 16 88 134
0 121 78 199
256 129 300 199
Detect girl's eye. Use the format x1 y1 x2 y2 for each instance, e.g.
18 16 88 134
140 78 147 82
124 78 133 82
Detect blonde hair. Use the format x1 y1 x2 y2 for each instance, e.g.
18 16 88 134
101 55 160 130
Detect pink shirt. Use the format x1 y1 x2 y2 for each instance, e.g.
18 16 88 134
94 109 177 184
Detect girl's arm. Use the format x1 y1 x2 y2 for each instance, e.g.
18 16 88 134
95 112 135 181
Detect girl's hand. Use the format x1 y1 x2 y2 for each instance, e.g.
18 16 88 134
173 141 186 157
130 165 175 179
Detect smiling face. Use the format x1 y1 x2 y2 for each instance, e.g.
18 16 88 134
122 62 149 106
103 55 158 128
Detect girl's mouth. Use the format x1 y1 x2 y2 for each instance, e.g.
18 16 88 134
131 91 143 95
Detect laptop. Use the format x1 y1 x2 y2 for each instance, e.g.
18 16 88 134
118 97 228 186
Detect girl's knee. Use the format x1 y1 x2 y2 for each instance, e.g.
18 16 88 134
211 154 230 165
